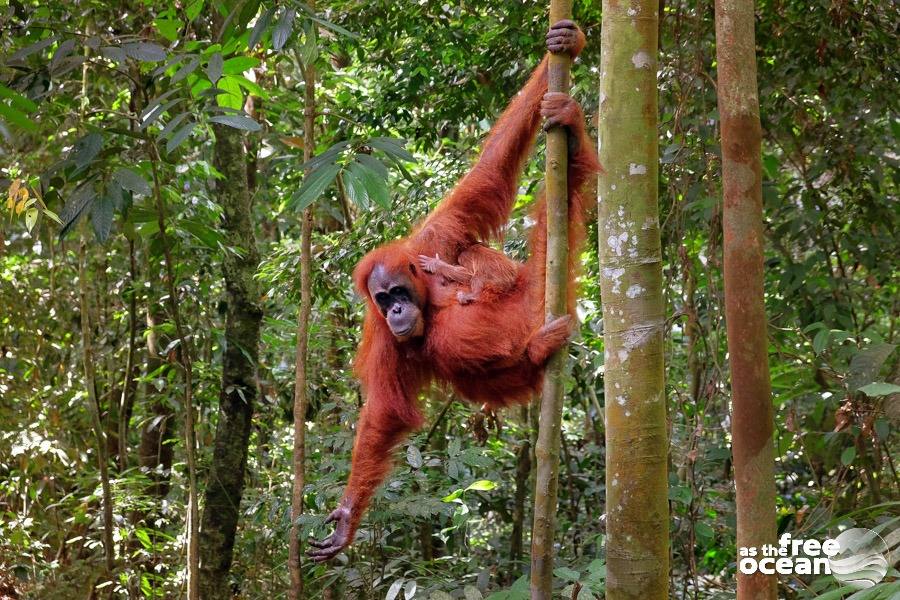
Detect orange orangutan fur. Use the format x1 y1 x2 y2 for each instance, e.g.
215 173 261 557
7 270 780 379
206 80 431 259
339 48 600 547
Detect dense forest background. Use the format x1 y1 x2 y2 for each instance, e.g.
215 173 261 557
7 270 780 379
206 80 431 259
0 0 898 598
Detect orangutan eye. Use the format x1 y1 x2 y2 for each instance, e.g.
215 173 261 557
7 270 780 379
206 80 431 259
389 286 406 297
374 292 390 306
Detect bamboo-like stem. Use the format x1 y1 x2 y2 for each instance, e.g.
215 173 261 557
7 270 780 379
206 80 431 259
530 0 573 597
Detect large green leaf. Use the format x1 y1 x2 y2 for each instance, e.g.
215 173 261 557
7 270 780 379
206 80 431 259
91 193 114 243
209 114 261 131
287 162 341 212
58 184 96 240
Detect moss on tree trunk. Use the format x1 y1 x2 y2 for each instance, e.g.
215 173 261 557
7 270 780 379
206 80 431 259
198 122 263 599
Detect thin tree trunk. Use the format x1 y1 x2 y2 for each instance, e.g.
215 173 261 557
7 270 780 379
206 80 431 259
530 1 573 596
598 1 669 597
137 296 175 500
148 153 200 600
198 121 263 599
289 44 317 600
118 238 140 471
78 241 116 575
714 1 777 597
510 406 531 566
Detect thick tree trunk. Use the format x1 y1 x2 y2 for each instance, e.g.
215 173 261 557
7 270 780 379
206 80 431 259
598 1 669 597
198 122 263 599
714 1 778 598
530 1 573 597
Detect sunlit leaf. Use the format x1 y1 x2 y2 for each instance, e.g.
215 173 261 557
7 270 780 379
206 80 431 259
465 479 496 492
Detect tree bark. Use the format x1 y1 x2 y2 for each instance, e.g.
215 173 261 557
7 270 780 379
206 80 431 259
530 0 573 597
714 1 778 598
198 121 263 599
598 1 669 597
288 52 316 599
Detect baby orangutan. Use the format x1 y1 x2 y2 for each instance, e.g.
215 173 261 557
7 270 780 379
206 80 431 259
418 243 519 306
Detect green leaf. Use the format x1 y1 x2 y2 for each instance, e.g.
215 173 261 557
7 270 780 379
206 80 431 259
216 76 244 110
122 42 167 62
300 141 348 172
140 98 184 130
100 46 127 64
841 446 856 466
812 328 830 355
185 0 205 21
352 158 391 209
0 103 38 132
857 382 900 397
406 445 423 469
296 6 358 39
355 153 388 179
70 133 103 168
58 185 96 240
668 485 692 505
113 167 151 196
166 122 195 153
272 8 295 51
50 39 76 70
341 169 368 209
9 36 57 61
287 162 341 212
91 193 114 243
159 112 191 139
847 344 896 391
695 521 715 542
25 207 38 232
368 137 415 162
0 84 38 113
223 56 260 74
206 52 224 83
209 114 261 131
171 56 200 84
553 567 580 582
248 8 274 50
874 418 890 440
180 219 224 250
465 480 496 492
441 489 463 502
154 17 183 42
